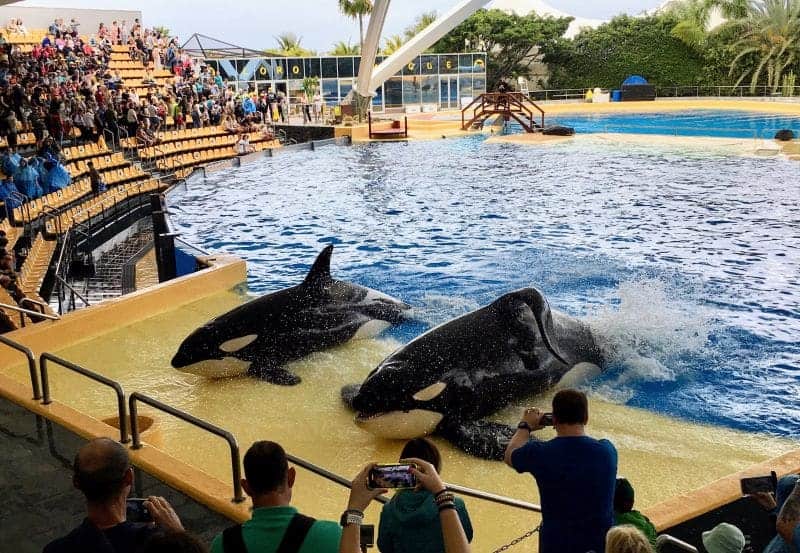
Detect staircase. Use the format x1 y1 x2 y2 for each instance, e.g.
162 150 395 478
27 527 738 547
461 92 546 132
65 225 154 306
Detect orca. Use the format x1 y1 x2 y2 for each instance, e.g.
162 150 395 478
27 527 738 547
342 287 604 459
171 245 410 385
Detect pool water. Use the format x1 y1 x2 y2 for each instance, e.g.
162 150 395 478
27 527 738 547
544 110 800 139
169 136 800 438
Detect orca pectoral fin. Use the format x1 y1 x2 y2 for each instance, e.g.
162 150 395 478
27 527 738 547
439 420 517 461
248 361 301 386
340 383 360 410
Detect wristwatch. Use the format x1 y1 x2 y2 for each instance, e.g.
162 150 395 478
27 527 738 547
517 421 533 432
340 509 364 527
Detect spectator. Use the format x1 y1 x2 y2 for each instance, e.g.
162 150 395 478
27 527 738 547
87 161 106 195
236 134 253 155
775 478 800 551
210 441 342 553
504 389 618 553
43 437 184 553
342 458 472 553
701 523 745 553
614 478 657 546
377 438 472 553
606 525 653 553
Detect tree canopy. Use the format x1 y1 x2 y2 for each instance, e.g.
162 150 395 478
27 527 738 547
432 9 572 90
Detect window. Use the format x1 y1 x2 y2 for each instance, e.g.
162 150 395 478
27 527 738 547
458 54 473 73
287 59 304 79
304 58 321 78
402 75 421 104
384 77 402 108
420 55 438 75
321 58 338 78
322 79 338 103
420 76 438 104
337 57 354 78
440 55 458 74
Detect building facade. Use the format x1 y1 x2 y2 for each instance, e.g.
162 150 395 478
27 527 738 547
202 53 487 111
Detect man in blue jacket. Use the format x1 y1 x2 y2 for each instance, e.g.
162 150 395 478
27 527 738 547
505 389 618 553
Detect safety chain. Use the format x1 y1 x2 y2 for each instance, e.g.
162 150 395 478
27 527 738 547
490 524 542 553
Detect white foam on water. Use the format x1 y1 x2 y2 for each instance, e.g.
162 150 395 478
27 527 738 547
586 278 711 390
410 294 481 327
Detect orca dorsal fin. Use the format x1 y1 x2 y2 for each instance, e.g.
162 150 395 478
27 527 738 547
303 245 334 286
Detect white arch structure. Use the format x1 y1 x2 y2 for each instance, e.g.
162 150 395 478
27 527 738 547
354 0 492 99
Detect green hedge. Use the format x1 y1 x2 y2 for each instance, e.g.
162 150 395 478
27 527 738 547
544 15 716 89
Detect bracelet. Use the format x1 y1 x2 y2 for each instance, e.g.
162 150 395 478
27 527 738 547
433 488 448 498
344 509 364 517
434 492 455 506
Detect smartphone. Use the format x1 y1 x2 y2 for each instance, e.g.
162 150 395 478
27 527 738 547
740 472 777 495
368 464 417 489
540 413 554 426
126 498 152 523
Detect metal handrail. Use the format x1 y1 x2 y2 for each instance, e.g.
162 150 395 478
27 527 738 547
174 236 210 256
0 334 41 400
0 301 60 321
39 352 128 443
128 392 245 503
656 534 699 552
54 274 91 308
447 483 541 512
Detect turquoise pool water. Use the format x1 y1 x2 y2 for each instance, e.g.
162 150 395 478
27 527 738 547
169 135 800 438
544 110 800 139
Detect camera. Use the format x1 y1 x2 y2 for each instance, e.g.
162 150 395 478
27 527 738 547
368 464 417 489
125 498 152 523
540 413 554 426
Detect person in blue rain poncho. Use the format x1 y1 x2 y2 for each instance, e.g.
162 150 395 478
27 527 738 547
41 159 71 194
13 159 43 199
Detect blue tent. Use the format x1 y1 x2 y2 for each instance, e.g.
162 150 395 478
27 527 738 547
622 75 648 86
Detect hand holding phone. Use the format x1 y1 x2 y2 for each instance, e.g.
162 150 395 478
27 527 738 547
740 471 778 496
368 464 417 490
125 498 152 523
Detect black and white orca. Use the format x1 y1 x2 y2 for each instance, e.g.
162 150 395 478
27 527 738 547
171 245 410 385
343 287 605 459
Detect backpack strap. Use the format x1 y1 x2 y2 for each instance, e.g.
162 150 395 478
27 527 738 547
275 513 316 553
221 524 247 553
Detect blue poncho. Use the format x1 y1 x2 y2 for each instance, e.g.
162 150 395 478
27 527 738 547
42 163 71 194
1 152 21 176
0 179 21 209
13 164 43 199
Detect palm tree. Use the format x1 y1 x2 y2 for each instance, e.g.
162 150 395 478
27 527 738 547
273 32 315 56
338 0 373 52
728 0 800 92
669 0 749 50
404 11 438 41
330 40 360 56
382 34 405 56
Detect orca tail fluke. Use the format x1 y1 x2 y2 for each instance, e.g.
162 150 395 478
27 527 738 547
439 420 516 461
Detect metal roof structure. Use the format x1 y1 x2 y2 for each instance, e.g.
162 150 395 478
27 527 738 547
181 33 278 59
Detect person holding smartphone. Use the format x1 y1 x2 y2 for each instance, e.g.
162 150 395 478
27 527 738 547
340 455 472 553
504 389 618 553
44 438 185 553
376 439 473 553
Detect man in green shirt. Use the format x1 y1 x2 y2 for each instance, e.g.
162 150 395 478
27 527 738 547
210 441 341 553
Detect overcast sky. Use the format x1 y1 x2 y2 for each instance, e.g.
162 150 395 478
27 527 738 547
17 0 664 53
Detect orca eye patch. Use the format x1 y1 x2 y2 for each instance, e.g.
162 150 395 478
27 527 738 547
412 382 447 402
219 335 258 353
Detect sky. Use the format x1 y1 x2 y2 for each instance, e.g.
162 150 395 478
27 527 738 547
16 0 665 53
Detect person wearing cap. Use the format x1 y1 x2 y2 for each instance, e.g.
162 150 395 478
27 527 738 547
701 522 745 553
614 478 657 546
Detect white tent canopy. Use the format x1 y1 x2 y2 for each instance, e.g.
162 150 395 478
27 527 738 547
490 0 606 37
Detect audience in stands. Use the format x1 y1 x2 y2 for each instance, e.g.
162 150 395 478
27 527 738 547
504 389 618 553
605 525 654 553
43 437 185 553
614 478 657 546
210 440 342 553
377 438 473 553
701 522 745 553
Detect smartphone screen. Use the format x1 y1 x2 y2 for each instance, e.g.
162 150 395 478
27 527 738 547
126 498 152 523
740 474 777 495
368 464 417 489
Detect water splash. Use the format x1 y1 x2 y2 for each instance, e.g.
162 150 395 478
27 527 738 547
410 294 481 328
587 279 711 384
